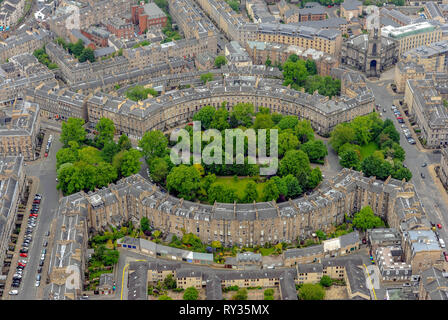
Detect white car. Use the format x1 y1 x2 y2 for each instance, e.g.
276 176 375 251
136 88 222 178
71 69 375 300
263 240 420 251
40 254 45 260
35 280 40 287
9 290 18 295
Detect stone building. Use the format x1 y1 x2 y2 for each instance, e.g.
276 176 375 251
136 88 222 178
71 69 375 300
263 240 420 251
0 156 25 275
382 22 444 57
85 76 374 140
43 192 89 300
341 28 398 78
57 167 424 249
438 146 448 189
131 2 168 34
418 266 448 300
0 99 40 161
404 74 448 148
402 230 444 274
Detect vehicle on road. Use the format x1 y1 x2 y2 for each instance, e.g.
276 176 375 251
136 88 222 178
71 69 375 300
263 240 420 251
39 260 44 267
421 172 425 179
9 290 18 295
37 267 42 274
19 253 27 258
43 241 47 247
437 223 442 229
422 163 427 167
35 280 40 287
440 238 446 248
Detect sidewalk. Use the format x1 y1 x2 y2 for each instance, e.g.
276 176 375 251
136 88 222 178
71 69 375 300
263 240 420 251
427 164 448 210
393 99 430 154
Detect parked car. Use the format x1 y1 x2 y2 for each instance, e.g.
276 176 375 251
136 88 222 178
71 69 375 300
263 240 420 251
19 253 27 258
422 163 427 167
421 172 425 179
37 267 42 274
437 223 442 229
9 290 18 295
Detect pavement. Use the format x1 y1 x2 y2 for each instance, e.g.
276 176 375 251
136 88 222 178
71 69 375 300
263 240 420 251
6 130 63 300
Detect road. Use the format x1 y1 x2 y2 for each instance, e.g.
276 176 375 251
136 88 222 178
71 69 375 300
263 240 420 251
366 79 448 247
10 131 62 300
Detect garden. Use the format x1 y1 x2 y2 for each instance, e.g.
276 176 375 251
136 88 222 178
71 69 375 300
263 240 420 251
140 103 328 204
330 113 412 181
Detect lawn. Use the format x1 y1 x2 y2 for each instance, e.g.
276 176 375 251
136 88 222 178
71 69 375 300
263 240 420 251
359 142 379 160
211 176 266 202
259 247 276 256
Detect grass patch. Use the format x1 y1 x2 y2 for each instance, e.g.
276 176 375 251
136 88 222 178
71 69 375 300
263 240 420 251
211 176 266 202
359 142 379 160
259 247 276 256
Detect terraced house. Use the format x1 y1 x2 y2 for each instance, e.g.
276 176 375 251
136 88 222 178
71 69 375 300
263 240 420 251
55 167 425 249
0 99 40 161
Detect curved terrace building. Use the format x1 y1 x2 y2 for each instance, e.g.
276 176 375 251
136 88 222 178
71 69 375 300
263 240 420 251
86 76 374 140
58 168 427 248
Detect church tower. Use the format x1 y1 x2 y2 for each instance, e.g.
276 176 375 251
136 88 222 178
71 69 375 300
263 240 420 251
366 27 382 78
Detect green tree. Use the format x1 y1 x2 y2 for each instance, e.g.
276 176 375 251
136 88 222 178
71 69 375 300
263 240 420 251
307 167 322 189
230 103 254 127
193 106 216 130
119 149 142 177
298 283 325 300
361 154 393 180
78 146 102 165
56 144 79 169
263 179 280 202
392 163 412 181
149 157 169 183
95 162 118 188
278 115 299 130
278 130 300 157
242 180 258 203
163 274 177 290
214 55 227 68
139 130 168 161
78 47 95 63
60 117 86 147
305 59 317 75
183 287 199 300
166 165 201 200
233 288 248 300
95 118 115 148
295 120 315 144
210 106 230 131
140 217 151 232
352 206 384 231
282 59 309 89
279 150 311 187
339 149 360 170
319 275 333 287
100 140 120 163
265 57 272 67
300 140 327 163
200 72 213 84
281 174 302 198
118 134 132 151
264 288 275 300
254 113 274 129
330 123 356 153
207 184 238 204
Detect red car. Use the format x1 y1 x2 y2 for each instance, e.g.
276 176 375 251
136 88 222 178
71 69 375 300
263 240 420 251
29 214 38 217
19 253 27 258
437 224 442 229
444 252 448 262
18 262 26 267
44 152 48 157
33 200 40 204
